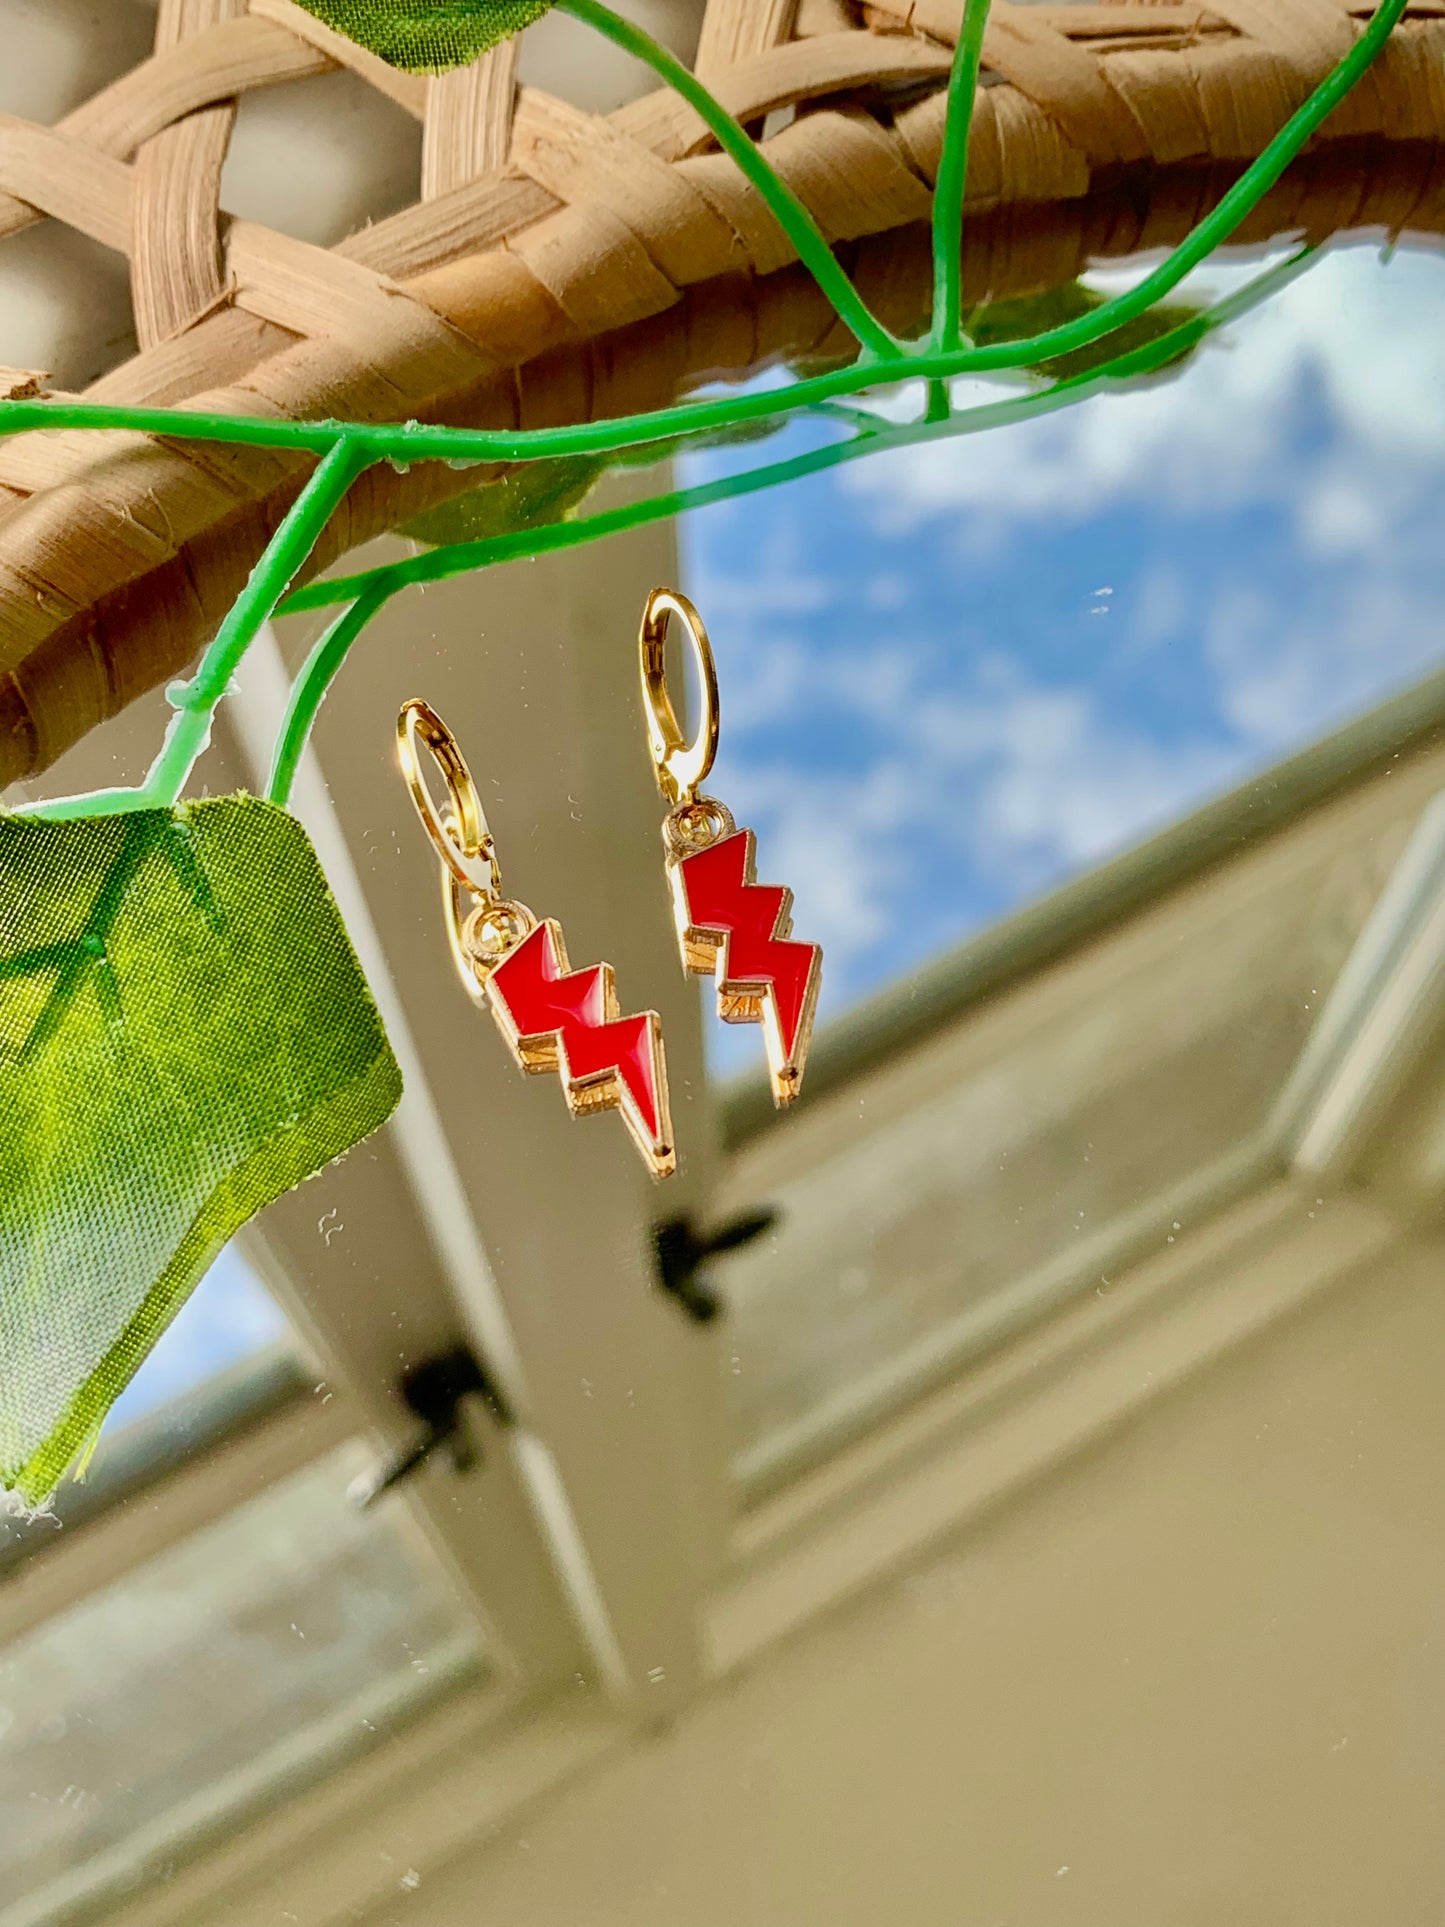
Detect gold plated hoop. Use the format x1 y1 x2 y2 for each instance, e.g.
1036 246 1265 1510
396 697 501 900
639 587 720 807
395 695 672 1176
398 698 530 997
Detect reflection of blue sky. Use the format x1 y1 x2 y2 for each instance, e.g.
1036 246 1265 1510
680 241 1445 1063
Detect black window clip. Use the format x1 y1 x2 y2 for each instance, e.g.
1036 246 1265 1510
652 1208 778 1324
350 1344 512 1508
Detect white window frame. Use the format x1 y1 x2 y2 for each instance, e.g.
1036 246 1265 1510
1 520 738 1921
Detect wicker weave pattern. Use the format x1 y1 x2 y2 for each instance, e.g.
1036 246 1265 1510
1 0 1443 785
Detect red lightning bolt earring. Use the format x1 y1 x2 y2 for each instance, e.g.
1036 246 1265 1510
397 699 676 1179
640 589 822 1106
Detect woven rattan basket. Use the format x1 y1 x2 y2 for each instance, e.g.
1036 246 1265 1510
2 0 1444 788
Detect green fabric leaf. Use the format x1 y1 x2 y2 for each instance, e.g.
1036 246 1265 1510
402 419 786 551
402 455 607 547
289 0 553 71
0 798 402 1505
963 281 1206 382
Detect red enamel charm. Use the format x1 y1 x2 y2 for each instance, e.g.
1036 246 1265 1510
640 587 824 1109
671 827 821 1106
487 919 675 1178
399 697 677 1180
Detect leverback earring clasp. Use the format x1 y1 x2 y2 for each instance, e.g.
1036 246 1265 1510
397 695 501 900
397 697 531 1002
640 588 720 808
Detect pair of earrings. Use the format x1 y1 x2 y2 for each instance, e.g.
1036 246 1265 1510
397 588 822 1179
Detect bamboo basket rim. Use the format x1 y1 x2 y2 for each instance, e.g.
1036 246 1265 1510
2 0 1444 788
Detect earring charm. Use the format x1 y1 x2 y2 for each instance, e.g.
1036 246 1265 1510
640 588 822 1106
398 698 675 1178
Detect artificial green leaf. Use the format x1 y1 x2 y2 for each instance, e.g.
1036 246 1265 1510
0 797 402 1505
624 414 788 464
402 418 787 551
402 454 607 547
289 0 553 72
963 280 1206 383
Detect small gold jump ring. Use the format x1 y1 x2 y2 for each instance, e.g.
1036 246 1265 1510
442 868 535 1000
397 698 501 899
640 587 719 807
663 795 736 861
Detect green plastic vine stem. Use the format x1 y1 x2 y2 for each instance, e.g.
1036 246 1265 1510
150 437 370 797
0 0 1405 476
0 0 1407 818
262 243 1317 794
266 584 388 806
283 242 1315 624
559 0 899 361
19 437 370 822
0 0 1404 478
930 0 991 353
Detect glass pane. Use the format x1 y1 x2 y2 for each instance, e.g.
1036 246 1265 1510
695 238 1445 1484
720 737 1428 1488
0 1443 483 1920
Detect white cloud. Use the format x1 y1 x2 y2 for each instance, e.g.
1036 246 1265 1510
908 662 1231 883
940 680 1229 874
1204 571 1445 747
842 244 1445 557
718 754 918 972
724 554 1445 1005
684 510 836 624
720 638 1237 1004
685 241 1445 1024
864 571 910 612
1119 562 1189 659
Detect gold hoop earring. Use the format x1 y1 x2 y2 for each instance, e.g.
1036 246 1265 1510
398 698 676 1179
639 588 821 1107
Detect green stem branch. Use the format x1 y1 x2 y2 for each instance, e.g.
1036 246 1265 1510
965 0 1405 372
929 0 991 353
146 435 371 807
556 0 899 360
0 0 1405 820
0 0 1402 484
275 247 1315 638
266 586 387 807
17 436 370 822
